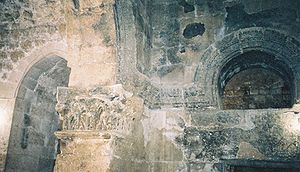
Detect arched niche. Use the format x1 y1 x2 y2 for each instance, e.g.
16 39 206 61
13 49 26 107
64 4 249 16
194 27 300 108
218 50 294 109
5 56 70 172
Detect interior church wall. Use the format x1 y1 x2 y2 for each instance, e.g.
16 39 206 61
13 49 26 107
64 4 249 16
0 0 67 171
5 57 70 172
0 0 117 171
0 0 300 172
116 0 300 171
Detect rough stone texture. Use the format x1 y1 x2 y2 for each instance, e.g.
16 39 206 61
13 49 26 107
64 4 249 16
55 85 140 134
1 0 300 171
54 85 144 172
115 0 300 171
65 0 117 88
5 57 70 172
222 68 291 109
0 1 68 169
54 131 113 172
0 99 15 171
0 0 65 82
0 0 118 171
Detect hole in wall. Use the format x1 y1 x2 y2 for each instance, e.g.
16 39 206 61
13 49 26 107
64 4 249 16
179 0 195 13
183 23 205 39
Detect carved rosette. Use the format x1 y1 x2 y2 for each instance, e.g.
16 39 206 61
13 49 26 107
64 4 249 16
55 84 143 135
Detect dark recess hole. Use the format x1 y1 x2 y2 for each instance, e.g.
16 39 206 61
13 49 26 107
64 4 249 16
183 23 205 39
72 0 80 9
179 0 195 13
231 165 299 172
179 47 186 53
219 51 294 110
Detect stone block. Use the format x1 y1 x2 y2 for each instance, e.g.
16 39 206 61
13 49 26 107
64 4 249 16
5 154 39 172
151 161 185 172
38 157 55 172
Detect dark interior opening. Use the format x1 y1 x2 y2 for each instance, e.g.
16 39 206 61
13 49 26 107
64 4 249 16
218 50 294 110
230 165 299 172
223 159 300 172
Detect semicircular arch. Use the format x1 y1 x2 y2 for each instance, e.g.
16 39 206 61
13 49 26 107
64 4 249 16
194 27 300 108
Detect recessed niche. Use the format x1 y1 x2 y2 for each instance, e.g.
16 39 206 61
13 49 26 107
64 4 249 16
219 50 294 110
183 23 205 39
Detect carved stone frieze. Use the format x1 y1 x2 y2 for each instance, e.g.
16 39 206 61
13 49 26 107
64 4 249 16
55 84 143 134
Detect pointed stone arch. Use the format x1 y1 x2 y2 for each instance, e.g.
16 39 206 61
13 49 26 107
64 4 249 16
5 54 71 171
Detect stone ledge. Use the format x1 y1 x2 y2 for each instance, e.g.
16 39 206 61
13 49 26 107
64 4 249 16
55 131 112 140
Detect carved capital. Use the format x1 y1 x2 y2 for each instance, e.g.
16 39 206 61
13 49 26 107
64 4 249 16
56 84 143 134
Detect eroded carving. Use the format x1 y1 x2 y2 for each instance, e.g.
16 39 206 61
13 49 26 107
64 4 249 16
55 85 142 134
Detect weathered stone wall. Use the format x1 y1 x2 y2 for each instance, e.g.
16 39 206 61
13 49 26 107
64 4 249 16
116 0 300 171
148 0 300 86
1 0 118 170
0 99 15 171
176 108 300 171
0 0 67 171
131 0 152 75
64 0 117 88
54 85 144 172
1 0 300 171
0 0 66 82
5 57 70 172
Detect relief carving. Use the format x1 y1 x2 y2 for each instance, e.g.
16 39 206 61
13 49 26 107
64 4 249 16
55 85 141 133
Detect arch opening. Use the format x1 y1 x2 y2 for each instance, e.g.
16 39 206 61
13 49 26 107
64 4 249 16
5 56 70 172
218 50 294 110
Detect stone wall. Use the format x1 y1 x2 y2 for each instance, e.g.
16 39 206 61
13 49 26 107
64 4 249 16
0 0 66 82
64 0 117 88
177 108 300 171
132 0 152 75
5 57 70 172
54 85 144 172
1 0 118 171
1 0 300 172
0 0 67 170
116 0 300 171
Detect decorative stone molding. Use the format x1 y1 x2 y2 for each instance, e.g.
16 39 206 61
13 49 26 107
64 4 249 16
55 84 143 134
195 27 300 106
54 84 143 172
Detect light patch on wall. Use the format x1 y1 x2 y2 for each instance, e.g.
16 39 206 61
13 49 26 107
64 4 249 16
0 107 6 133
281 109 300 134
0 99 15 135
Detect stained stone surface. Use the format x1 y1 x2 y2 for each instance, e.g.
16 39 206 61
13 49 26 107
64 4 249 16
0 0 65 81
1 0 300 172
5 57 70 172
54 85 145 171
55 84 141 134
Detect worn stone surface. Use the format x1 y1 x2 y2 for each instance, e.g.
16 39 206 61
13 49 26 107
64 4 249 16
0 0 65 82
5 57 70 172
0 99 15 171
1 0 300 171
54 131 113 172
65 0 117 88
55 84 141 134
54 84 145 172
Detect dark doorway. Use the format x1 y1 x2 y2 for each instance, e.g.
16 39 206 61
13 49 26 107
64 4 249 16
230 165 299 172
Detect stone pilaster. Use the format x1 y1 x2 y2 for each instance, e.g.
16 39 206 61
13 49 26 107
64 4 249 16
53 84 143 172
54 131 113 172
